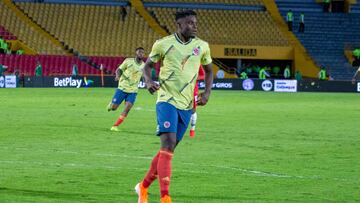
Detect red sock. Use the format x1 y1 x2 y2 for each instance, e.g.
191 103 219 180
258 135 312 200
157 149 173 197
142 151 160 188
113 115 126 126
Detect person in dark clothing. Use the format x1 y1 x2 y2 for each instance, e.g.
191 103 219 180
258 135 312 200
298 12 305 33
323 0 331 12
286 10 294 31
120 6 127 21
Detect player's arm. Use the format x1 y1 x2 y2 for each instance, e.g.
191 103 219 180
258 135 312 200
143 59 159 94
197 63 213 106
352 68 359 84
197 43 213 106
115 67 122 81
144 40 162 94
115 60 127 81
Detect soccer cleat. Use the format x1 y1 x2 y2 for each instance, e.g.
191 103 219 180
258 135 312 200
189 129 195 138
160 195 172 203
135 182 148 203
110 126 120 132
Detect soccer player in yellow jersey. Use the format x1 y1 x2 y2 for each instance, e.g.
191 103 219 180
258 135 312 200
107 47 145 132
134 10 213 203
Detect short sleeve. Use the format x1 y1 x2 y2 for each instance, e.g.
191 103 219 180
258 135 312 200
119 59 128 71
201 43 212 66
149 40 162 63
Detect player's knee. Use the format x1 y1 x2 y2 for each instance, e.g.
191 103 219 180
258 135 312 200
160 133 177 151
111 104 118 110
162 142 176 152
160 176 170 185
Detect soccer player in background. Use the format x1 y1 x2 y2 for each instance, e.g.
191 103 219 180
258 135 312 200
189 65 205 138
135 10 213 203
107 47 145 132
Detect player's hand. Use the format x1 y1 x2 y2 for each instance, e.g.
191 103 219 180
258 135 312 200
197 92 210 106
146 80 160 94
352 78 356 84
115 76 119 81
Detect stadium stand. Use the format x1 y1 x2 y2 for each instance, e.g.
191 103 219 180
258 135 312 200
0 1 65 54
6 0 291 77
15 2 161 56
147 7 289 46
351 2 360 13
143 0 263 5
7 0 342 79
0 54 124 76
276 0 360 80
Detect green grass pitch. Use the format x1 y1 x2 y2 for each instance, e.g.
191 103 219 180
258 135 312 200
0 88 360 203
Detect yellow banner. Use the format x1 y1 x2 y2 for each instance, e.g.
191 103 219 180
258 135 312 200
210 44 294 60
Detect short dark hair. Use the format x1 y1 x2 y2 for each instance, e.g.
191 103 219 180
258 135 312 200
175 10 197 21
135 47 144 51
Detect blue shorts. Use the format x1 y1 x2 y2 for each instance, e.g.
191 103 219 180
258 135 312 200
156 102 192 141
112 89 137 105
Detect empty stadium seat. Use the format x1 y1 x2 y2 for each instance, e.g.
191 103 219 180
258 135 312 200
276 0 360 80
0 54 127 76
0 1 65 54
148 7 289 46
16 3 161 57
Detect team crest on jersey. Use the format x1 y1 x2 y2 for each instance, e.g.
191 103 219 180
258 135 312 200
164 121 171 128
192 47 200 56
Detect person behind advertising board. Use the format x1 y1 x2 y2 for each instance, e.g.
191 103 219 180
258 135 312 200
284 65 291 79
319 66 327 80
240 71 248 79
35 61 42 76
295 70 302 81
0 63 8 76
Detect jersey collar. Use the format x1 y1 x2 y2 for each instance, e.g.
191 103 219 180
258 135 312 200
174 33 192 45
134 58 143 65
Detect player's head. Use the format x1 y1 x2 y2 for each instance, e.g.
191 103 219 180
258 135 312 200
175 10 197 39
135 47 145 60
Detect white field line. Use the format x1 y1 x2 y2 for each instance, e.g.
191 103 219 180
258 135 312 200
0 146 355 181
0 160 214 175
133 106 155 112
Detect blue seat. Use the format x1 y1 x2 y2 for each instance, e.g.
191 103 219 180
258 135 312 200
276 0 360 79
